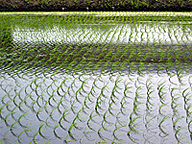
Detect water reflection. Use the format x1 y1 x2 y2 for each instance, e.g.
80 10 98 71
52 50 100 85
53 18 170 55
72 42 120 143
12 22 192 45
1 62 192 143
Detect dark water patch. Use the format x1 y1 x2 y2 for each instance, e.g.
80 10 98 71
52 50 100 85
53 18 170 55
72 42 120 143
1 43 192 66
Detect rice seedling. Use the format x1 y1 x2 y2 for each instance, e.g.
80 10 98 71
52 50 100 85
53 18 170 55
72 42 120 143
10 113 26 136
158 116 169 136
145 80 155 111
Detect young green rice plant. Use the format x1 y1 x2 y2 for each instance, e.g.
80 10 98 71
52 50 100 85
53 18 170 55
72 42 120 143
67 123 77 141
70 100 78 116
146 79 155 111
59 109 70 128
112 125 125 142
86 86 96 104
70 110 84 130
123 82 132 98
158 115 169 136
49 107 60 122
38 123 48 140
35 108 45 123
57 96 67 115
102 110 113 127
100 82 109 99
29 130 39 144
188 120 192 139
95 94 106 116
92 76 102 90
175 127 185 143
86 111 97 132
182 88 191 104
144 114 157 131
127 112 140 142
0 100 9 120
137 62 145 76
108 100 116 117
101 121 112 137
133 98 142 116
186 105 192 119
173 116 184 130
111 86 119 104
113 75 122 92
182 88 192 125
157 82 167 104
17 127 30 143
67 77 77 98
170 94 181 114
119 97 129 116
97 127 109 141
10 113 26 137
53 124 62 140
83 96 92 112
75 83 86 104
3 110 15 128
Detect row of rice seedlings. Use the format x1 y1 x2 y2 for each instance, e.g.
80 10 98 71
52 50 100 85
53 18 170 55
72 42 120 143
145 78 155 112
90 19 113 62
2 98 26 139
143 78 160 143
157 79 170 137
110 76 131 143
126 75 146 143
2 14 191 67
1 11 191 17
62 74 94 141
116 18 132 59
169 82 191 143
182 76 192 139
2 61 192 142
25 75 59 133
182 87 192 134
88 75 123 142
94 75 117 142
65 75 99 142
10 16 64 75
72 21 98 63
29 123 54 144
4 17 188 74
57 18 95 68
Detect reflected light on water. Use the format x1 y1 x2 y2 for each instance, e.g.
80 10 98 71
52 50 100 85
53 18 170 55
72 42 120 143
12 22 192 45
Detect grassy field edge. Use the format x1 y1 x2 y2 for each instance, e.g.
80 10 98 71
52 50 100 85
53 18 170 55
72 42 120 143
0 11 192 17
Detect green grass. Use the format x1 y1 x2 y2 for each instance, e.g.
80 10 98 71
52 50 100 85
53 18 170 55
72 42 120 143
0 11 192 17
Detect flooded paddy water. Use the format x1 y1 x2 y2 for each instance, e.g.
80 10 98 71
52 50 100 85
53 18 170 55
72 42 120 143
0 12 192 143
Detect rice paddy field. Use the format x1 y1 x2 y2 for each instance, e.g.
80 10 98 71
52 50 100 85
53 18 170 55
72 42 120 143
0 11 192 143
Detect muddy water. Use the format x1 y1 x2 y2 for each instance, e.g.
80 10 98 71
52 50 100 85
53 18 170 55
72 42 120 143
0 14 192 143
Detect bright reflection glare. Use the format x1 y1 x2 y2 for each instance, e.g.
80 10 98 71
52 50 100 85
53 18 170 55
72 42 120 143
12 23 192 45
